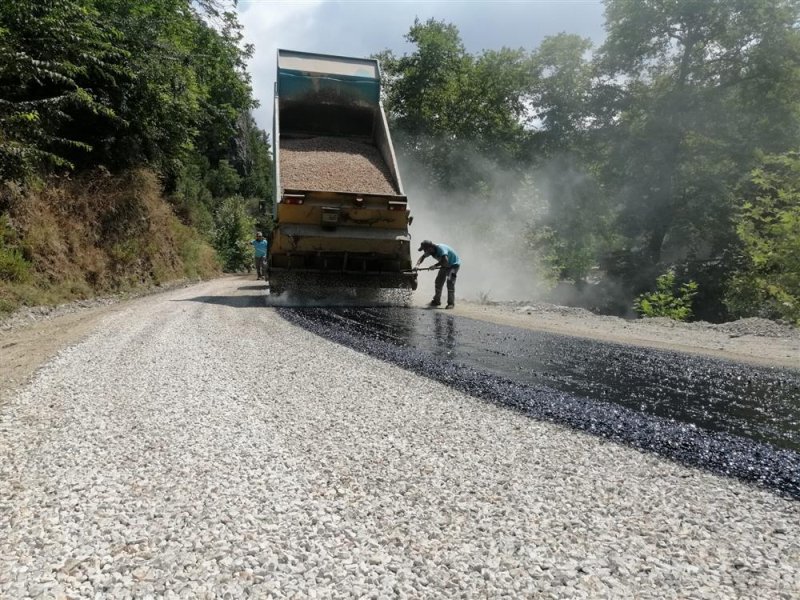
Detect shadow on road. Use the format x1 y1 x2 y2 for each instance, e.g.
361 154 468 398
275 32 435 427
175 295 266 308
174 292 400 309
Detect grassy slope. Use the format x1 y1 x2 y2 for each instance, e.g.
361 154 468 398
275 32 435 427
0 169 220 314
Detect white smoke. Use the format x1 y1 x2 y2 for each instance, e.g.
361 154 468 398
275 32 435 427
402 155 551 303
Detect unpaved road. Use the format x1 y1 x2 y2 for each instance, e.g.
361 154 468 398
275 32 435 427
1 276 799 598
3 275 798 404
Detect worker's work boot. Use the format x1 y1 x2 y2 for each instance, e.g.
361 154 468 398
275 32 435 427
428 298 441 307
445 303 455 309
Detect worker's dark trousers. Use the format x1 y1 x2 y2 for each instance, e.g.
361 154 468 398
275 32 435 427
433 265 459 305
255 256 266 279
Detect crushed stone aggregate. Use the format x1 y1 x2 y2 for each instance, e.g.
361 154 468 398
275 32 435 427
280 307 800 497
280 137 397 194
1 279 799 599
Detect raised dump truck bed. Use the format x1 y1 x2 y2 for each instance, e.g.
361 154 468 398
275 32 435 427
268 49 416 294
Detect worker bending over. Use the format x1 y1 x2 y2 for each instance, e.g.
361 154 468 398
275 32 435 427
416 240 461 309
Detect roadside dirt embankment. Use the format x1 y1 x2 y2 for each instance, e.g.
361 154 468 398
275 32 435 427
0 169 218 316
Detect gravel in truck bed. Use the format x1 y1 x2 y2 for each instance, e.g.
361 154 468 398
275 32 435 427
280 136 398 195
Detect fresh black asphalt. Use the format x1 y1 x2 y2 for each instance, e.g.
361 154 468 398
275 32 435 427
279 307 800 499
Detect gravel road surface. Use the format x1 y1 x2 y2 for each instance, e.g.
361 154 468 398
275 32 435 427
1 277 799 599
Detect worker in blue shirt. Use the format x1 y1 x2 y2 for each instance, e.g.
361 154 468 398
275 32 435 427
416 240 461 309
251 232 268 280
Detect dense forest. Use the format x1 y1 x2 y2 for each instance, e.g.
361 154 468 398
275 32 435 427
0 0 270 312
379 0 800 324
1 0 799 324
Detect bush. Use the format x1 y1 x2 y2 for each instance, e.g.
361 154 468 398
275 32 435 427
213 196 256 272
166 220 217 279
0 215 30 282
0 247 30 283
725 152 800 325
634 270 698 321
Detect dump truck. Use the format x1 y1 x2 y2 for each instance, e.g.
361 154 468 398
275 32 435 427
268 49 416 296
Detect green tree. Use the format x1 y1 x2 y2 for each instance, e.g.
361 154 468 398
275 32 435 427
378 19 473 190
234 112 272 201
213 196 255 272
190 8 255 170
595 0 800 318
379 19 533 191
206 159 241 199
0 0 123 179
88 0 256 180
726 152 800 324
525 157 611 285
379 19 470 140
528 34 595 157
523 34 613 286
1 0 258 183
634 269 699 321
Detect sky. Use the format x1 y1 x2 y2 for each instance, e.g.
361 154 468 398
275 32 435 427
237 0 608 129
